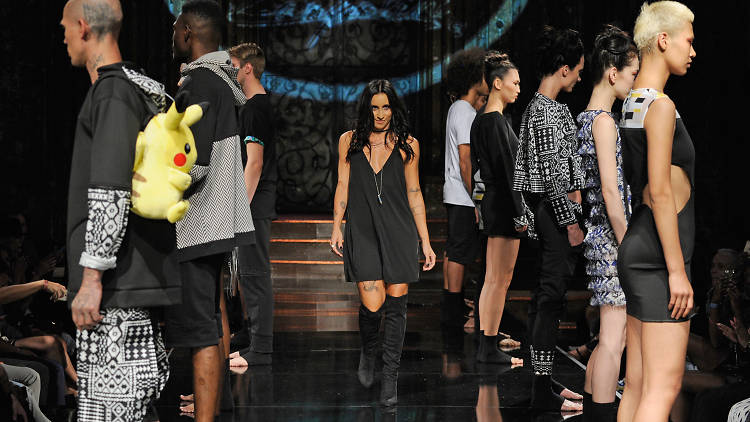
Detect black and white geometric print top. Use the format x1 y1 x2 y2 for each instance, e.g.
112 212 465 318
173 52 255 260
79 65 167 271
513 92 585 238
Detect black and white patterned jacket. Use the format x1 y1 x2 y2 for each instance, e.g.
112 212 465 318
513 92 585 238
175 51 255 261
67 63 181 308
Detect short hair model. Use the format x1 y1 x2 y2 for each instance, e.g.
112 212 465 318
228 42 266 78
589 25 638 83
535 26 584 78
633 1 694 54
446 48 486 98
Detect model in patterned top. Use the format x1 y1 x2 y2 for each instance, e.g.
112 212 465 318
515 26 586 413
575 25 638 421
616 3 697 422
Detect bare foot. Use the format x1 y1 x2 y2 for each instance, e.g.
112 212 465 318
229 351 240 359
463 317 475 333
179 401 194 414
497 332 521 348
510 357 523 366
179 393 194 402
229 356 249 367
560 388 583 401
561 399 583 412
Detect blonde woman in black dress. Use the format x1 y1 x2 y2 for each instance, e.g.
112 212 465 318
329 79 436 406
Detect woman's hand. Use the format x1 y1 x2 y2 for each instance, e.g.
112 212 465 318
330 227 344 258
422 241 436 271
668 271 694 319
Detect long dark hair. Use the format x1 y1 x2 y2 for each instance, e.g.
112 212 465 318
347 79 414 162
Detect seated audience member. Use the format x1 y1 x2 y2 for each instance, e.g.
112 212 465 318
1 362 50 422
672 249 750 422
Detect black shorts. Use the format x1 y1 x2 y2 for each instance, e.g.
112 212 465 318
445 204 480 266
163 254 224 348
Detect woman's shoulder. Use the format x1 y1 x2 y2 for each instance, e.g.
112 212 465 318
339 130 354 144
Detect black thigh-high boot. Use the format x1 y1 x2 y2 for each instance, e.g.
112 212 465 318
381 294 408 406
358 303 383 388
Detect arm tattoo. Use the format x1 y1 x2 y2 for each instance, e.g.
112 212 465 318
339 201 347 210
408 187 421 193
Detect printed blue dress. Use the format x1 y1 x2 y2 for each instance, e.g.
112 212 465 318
576 110 631 306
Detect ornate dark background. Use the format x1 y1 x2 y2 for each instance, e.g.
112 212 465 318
1 0 748 259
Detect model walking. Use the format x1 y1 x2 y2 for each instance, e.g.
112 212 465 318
330 79 436 406
617 2 697 421
576 25 638 421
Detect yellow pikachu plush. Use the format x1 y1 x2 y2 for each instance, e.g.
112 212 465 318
131 92 205 223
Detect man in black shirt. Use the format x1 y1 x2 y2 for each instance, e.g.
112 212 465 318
227 42 277 366
62 0 177 420
166 1 254 420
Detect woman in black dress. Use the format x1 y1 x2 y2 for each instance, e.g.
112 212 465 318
470 52 526 365
617 2 697 421
329 79 436 406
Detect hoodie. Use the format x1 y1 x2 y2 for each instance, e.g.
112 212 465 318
174 51 255 261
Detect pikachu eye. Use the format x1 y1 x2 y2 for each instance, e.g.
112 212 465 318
184 143 191 154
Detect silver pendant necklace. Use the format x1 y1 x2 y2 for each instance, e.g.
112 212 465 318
368 143 385 205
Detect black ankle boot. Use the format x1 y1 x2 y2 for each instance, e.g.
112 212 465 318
358 304 382 388
381 295 407 406
530 347 565 411
588 399 616 422
582 391 592 422
476 332 514 364
230 319 251 351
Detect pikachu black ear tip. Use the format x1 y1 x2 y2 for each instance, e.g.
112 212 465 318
174 91 190 113
198 101 210 114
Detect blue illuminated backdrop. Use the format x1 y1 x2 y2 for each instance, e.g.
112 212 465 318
164 0 528 211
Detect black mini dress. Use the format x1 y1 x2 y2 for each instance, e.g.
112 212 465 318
618 88 695 322
343 147 420 283
470 111 527 237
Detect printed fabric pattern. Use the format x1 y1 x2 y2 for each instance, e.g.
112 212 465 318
80 187 130 271
514 92 585 238
76 308 169 422
576 110 631 306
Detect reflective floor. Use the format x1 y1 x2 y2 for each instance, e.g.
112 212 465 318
155 317 587 421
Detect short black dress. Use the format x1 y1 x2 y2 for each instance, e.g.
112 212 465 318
343 147 420 283
470 111 528 237
618 88 695 322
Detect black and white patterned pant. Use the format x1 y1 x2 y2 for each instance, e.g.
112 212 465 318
76 308 169 422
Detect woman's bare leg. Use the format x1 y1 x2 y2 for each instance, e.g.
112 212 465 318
478 236 520 335
589 305 626 402
633 321 690 422
618 316 643 422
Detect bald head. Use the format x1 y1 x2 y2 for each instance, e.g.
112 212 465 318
65 0 122 40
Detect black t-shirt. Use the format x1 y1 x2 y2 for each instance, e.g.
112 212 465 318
238 93 277 219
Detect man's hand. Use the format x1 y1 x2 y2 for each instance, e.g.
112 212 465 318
42 280 67 301
567 223 584 247
71 268 104 330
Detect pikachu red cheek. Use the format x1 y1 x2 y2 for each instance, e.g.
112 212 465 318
174 153 187 167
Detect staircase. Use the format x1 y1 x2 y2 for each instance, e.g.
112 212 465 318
269 215 592 336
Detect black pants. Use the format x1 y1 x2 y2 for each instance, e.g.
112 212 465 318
528 200 581 352
237 218 273 353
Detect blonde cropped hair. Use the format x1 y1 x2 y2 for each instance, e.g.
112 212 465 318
633 1 694 54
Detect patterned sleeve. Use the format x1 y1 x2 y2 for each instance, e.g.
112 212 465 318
80 83 142 271
533 111 578 227
79 188 130 270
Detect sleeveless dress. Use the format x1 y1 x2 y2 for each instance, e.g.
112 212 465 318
576 110 630 307
618 88 696 322
343 147 420 283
